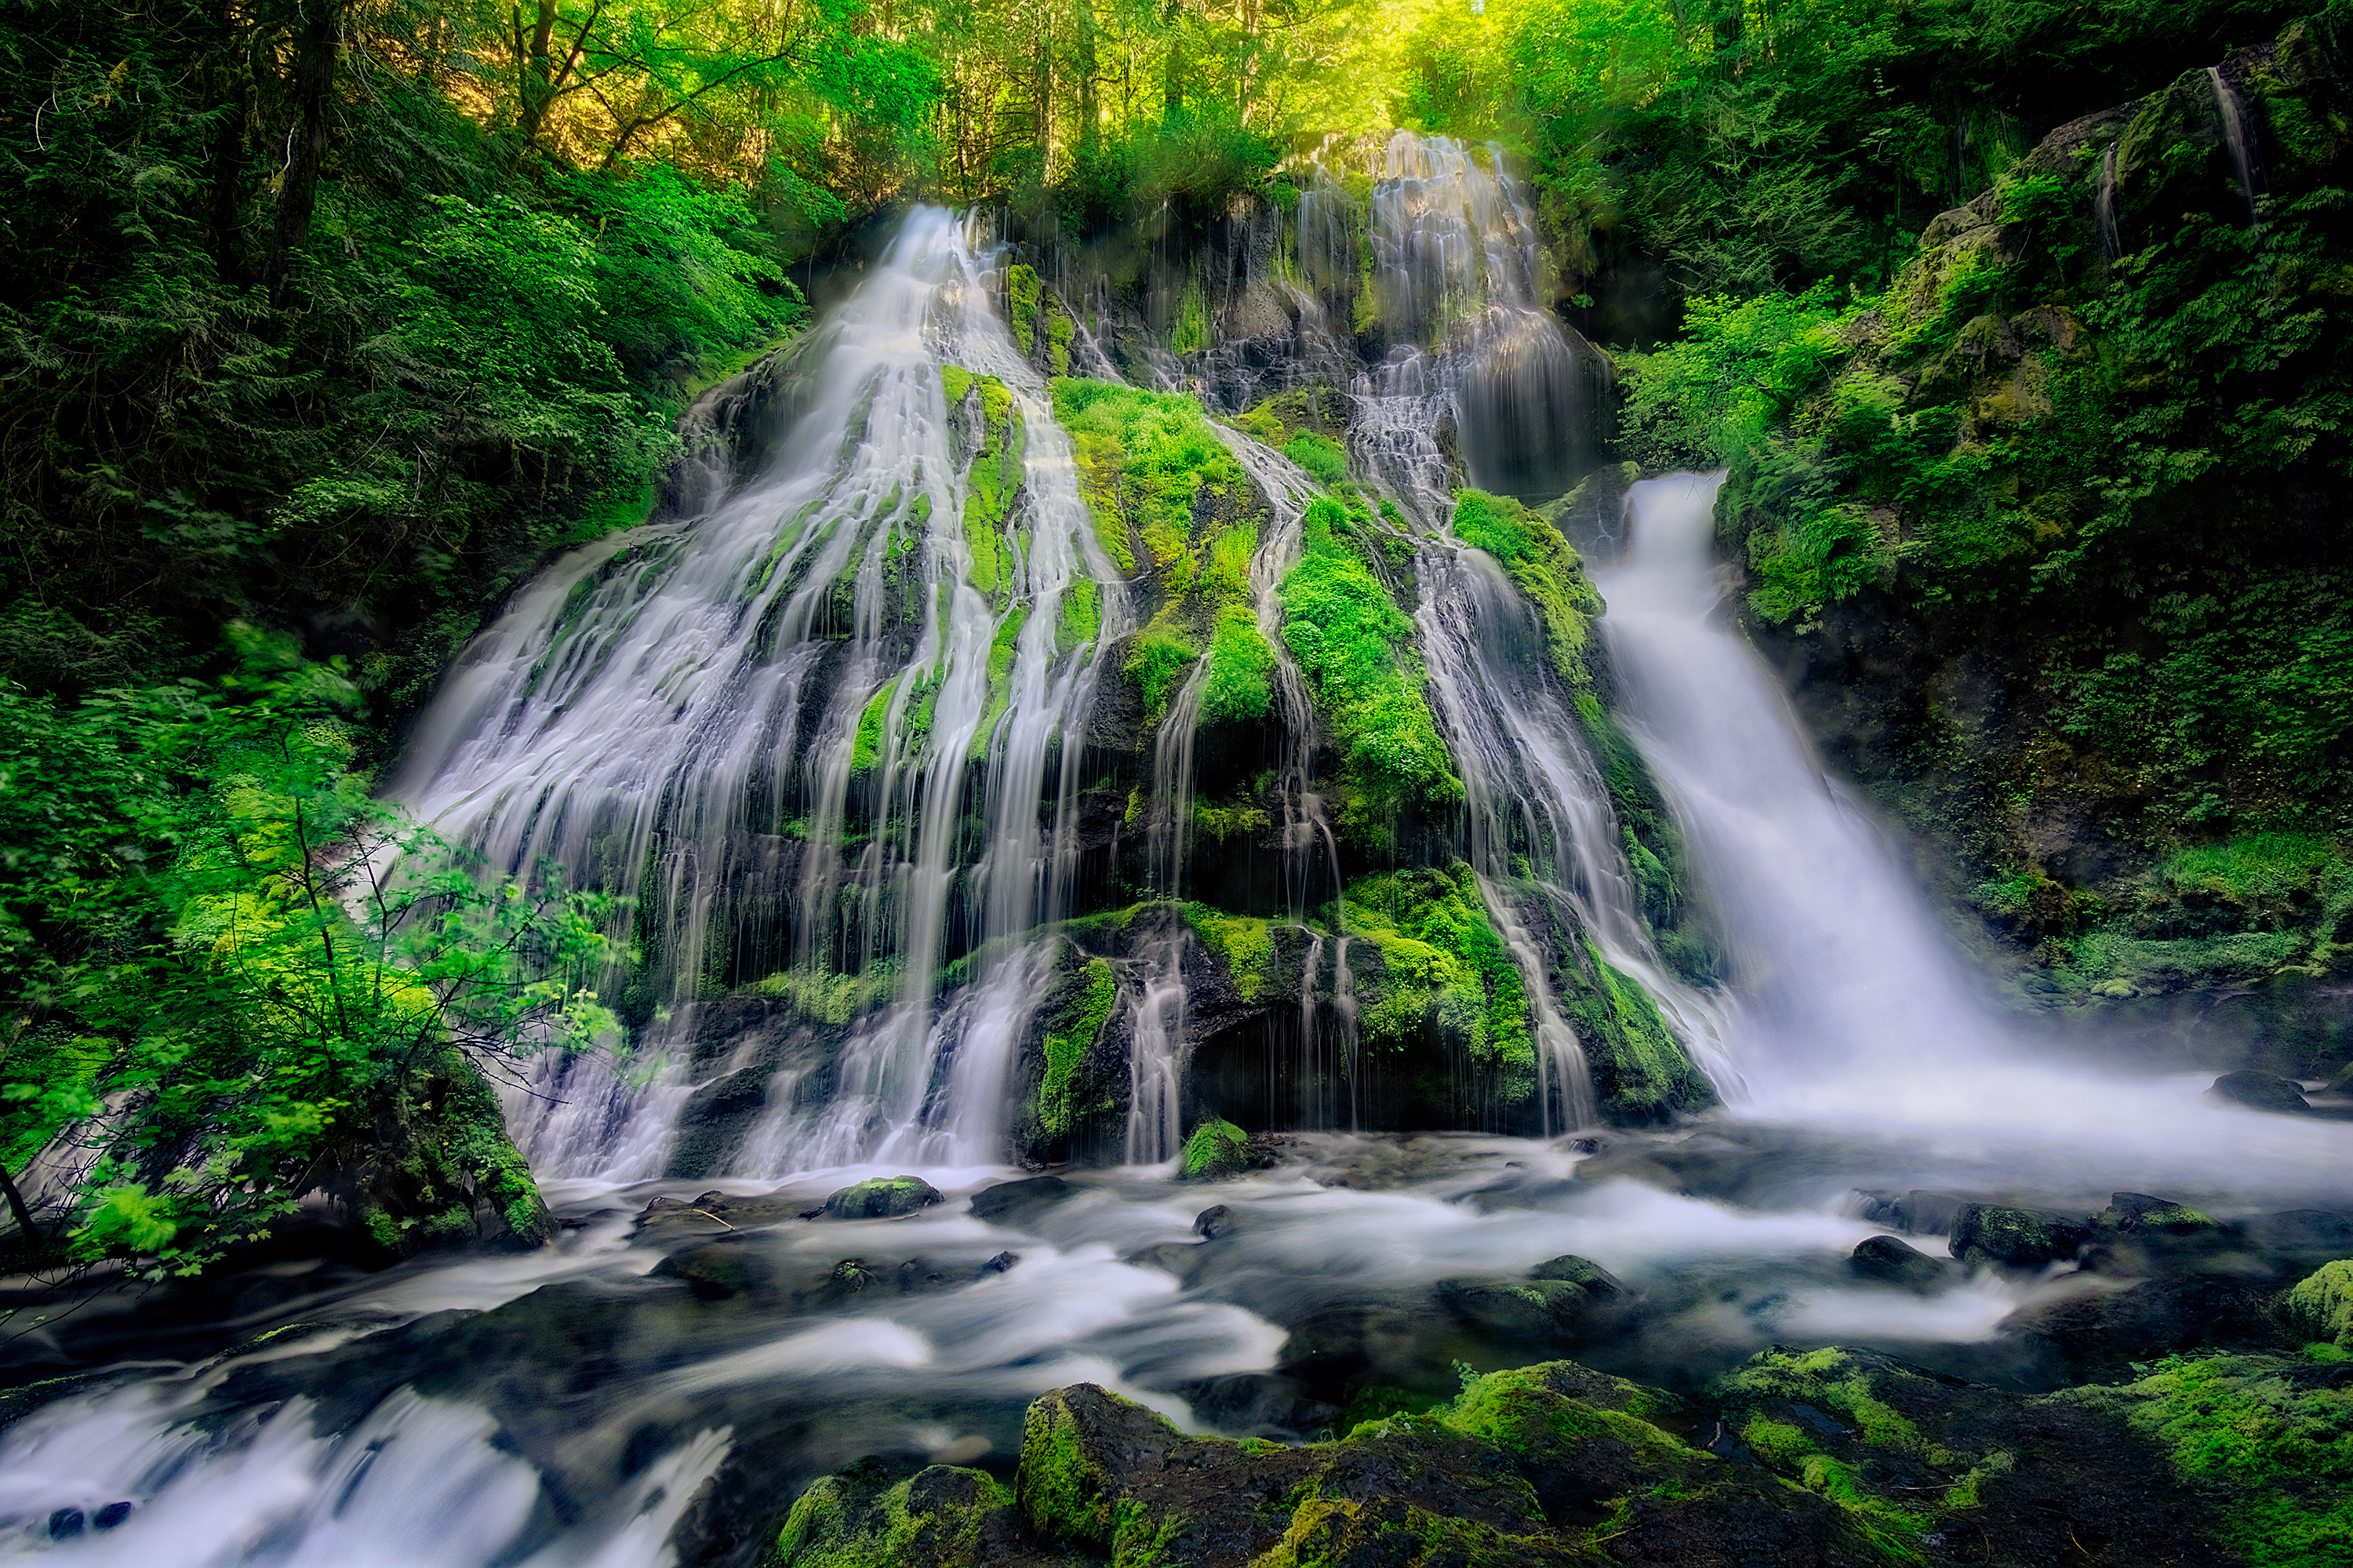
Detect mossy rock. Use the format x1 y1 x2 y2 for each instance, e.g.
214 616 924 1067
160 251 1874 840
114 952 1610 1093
1178 1117 1249 1181
2284 1259 2353 1349
777 1457 1074 1568
1947 1202 2093 1268
821 1175 944 1220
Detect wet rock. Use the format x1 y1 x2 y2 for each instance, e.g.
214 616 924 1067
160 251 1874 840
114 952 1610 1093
46 1508 83 1540
1166 1371 1340 1438
2209 1068 2315 1115
2249 1209 2353 1257
2099 1192 2224 1236
1849 1234 1958 1291
1895 1188 1977 1236
969 1175 1078 1228
1437 1276 1604 1341
1948 1202 2094 1268
2283 1259 2353 1348
821 1176 944 1220
634 1190 806 1242
92 1502 132 1530
2004 1272 2288 1379
983 1250 1020 1273
1528 1253 1629 1301
1193 1203 1237 1239
650 1239 787 1302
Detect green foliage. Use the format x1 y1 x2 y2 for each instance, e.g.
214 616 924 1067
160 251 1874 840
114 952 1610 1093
0 0 806 704
1202 606 1277 723
1280 500 1461 835
1282 431 1350 486
0 638 609 1274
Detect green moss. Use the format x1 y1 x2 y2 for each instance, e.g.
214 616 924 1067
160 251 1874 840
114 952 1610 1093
939 364 973 406
1451 489 1605 689
1180 1115 1249 1179
1342 866 1533 1101
777 1462 1013 1568
1124 621 1199 725
1195 797 1269 842
958 374 1025 605
970 606 1031 759
1046 303 1075 377
1184 904 1273 1000
1279 498 1461 835
1561 937 1715 1122
752 960 900 1024
1051 378 1244 572
851 676 896 775
1038 958 1116 1138
2286 1261 2353 1350
1006 264 1041 355
2057 1352 2353 1568
1057 577 1101 651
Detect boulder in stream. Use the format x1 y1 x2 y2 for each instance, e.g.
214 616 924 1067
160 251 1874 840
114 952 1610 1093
2209 1068 2315 1115
1948 1202 2095 1268
1849 1234 1958 1291
820 1176 944 1220
969 1176 1078 1228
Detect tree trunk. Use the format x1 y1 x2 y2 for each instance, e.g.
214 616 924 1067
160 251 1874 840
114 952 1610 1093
518 0 559 142
265 0 339 307
1035 9 1055 173
1077 0 1098 157
0 1162 43 1248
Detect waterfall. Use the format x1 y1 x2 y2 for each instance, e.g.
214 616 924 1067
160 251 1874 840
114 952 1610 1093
2207 67 2267 227
2094 144 2123 263
1595 475 2000 1101
1350 132 1612 518
391 209 1123 1178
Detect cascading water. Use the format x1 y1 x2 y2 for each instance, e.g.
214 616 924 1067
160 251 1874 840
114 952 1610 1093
391 209 1122 1180
1342 133 1613 521
1595 473 2353 1187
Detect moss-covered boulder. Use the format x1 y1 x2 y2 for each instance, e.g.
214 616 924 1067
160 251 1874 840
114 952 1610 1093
821 1176 944 1220
2284 1259 2353 1349
1712 1344 2251 1563
1009 1365 1878 1566
1178 1117 1249 1181
776 1457 1075 1568
1947 1202 2093 1268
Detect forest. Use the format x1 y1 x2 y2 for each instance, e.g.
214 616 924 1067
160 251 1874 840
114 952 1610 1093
0 0 2350 1559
